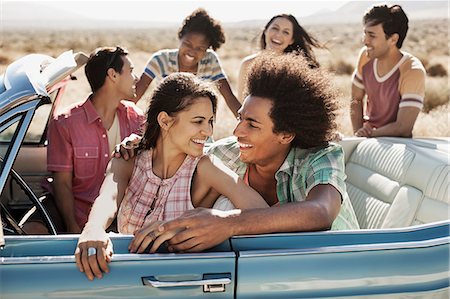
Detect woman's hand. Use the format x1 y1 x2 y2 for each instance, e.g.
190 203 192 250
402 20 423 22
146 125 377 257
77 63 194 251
129 221 182 254
74 226 113 281
159 208 236 252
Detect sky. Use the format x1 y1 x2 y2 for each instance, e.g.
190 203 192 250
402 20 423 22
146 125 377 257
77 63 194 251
4 0 350 23
3 0 446 28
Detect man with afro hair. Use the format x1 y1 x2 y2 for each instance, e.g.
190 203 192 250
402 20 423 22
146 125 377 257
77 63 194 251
133 8 241 116
141 53 360 253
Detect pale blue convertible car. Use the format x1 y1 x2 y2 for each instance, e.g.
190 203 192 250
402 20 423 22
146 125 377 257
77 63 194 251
0 51 449 298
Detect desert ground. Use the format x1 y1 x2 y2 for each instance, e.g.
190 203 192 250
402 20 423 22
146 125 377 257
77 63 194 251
1 18 448 139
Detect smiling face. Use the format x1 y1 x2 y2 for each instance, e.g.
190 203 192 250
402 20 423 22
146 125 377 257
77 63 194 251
233 96 292 167
165 96 214 157
116 56 138 99
363 23 396 60
264 17 295 53
178 32 210 72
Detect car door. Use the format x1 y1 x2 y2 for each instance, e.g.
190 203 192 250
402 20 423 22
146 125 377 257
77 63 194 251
0 235 236 299
231 222 450 298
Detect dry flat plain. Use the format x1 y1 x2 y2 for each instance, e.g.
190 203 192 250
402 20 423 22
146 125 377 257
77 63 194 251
0 18 448 139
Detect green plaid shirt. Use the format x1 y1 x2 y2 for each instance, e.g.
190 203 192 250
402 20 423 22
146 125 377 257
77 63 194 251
207 137 359 230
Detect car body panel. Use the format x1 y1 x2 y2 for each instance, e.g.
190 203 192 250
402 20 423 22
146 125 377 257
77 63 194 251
1 222 449 298
1 236 235 299
237 245 449 298
230 221 450 250
231 222 449 298
1 254 236 299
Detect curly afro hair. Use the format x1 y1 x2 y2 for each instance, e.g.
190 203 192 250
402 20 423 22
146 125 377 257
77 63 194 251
178 8 225 51
246 53 339 149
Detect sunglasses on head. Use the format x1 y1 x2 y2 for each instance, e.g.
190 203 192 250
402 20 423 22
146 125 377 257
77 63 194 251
105 46 124 70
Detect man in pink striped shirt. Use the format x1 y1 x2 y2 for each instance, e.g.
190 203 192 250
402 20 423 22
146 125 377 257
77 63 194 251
351 4 425 138
45 47 145 233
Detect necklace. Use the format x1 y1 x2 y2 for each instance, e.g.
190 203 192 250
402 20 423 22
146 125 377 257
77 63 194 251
144 148 185 219
145 179 163 218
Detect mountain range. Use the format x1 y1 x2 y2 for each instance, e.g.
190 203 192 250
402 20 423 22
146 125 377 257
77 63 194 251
2 1 447 29
300 1 447 24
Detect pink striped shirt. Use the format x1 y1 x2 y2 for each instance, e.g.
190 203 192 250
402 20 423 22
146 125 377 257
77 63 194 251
117 149 202 234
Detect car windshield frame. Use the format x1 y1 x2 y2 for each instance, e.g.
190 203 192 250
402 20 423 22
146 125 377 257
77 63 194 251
0 97 45 195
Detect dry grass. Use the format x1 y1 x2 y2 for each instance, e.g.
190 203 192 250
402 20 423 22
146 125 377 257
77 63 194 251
1 19 448 139
423 77 449 113
414 103 450 137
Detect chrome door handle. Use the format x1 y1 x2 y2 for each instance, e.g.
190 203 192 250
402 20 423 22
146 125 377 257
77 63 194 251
143 276 231 288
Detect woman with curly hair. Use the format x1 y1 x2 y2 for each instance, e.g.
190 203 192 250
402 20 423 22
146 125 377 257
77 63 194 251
237 14 324 100
133 8 241 116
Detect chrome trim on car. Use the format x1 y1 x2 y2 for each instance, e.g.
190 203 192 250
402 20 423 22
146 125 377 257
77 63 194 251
4 234 83 241
0 115 21 134
111 252 236 262
232 220 450 239
238 236 450 258
0 214 4 247
0 251 236 265
0 106 36 193
143 276 231 288
0 99 42 135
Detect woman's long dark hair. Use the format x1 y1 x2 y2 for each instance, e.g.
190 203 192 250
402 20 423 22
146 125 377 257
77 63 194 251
260 14 324 68
139 72 217 150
